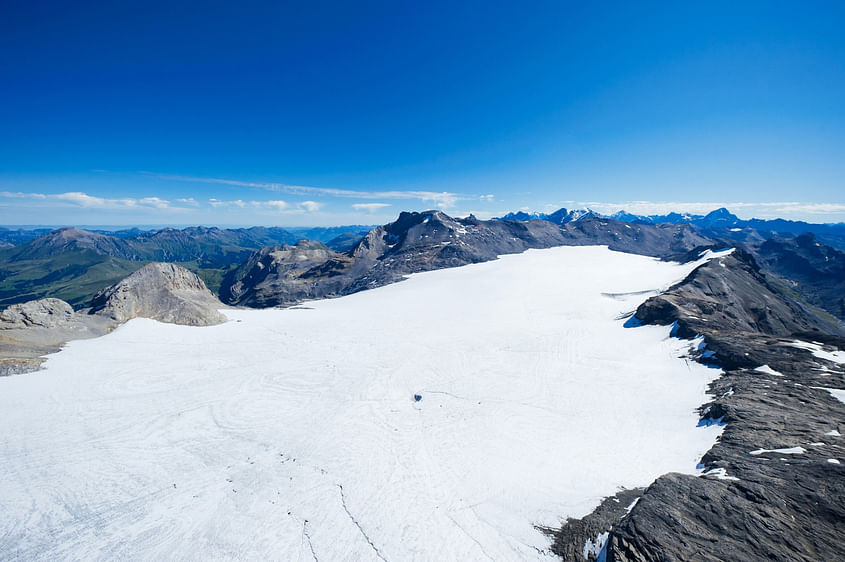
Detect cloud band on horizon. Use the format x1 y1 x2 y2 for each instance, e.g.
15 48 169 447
147 172 464 209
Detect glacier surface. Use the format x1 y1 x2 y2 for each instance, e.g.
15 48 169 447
0 246 724 561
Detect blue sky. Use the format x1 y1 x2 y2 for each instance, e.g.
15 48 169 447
2 1 844 226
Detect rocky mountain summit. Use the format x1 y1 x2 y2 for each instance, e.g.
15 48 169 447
220 240 339 307
89 262 226 326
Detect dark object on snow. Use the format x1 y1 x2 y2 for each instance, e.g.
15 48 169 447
413 394 422 402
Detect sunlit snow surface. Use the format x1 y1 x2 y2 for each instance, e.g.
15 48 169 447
0 246 724 561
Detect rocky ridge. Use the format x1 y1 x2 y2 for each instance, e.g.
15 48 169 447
221 211 711 307
550 248 845 561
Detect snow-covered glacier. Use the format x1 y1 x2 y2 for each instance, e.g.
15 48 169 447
0 246 726 561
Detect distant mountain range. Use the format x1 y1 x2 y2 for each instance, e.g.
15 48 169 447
0 224 374 253
495 207 845 249
1 208 844 322
0 224 372 308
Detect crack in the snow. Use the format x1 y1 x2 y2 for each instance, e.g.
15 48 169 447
444 513 496 561
302 520 318 562
337 484 388 562
288 513 318 562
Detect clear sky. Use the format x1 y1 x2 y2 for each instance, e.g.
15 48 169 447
2 1 844 226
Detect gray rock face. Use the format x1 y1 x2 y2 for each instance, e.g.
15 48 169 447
0 298 113 376
220 240 341 308
0 298 75 329
221 211 714 308
542 488 644 561
557 219 712 257
634 248 842 369
89 263 226 326
551 247 845 561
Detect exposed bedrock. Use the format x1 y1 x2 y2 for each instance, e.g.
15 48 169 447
551 248 845 561
89 262 226 326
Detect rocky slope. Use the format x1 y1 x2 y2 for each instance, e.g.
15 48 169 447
550 248 845 561
0 298 113 375
219 240 341 308
557 218 711 257
221 211 712 307
749 233 845 321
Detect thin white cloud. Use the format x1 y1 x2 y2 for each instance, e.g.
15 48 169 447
209 198 322 213
352 203 391 212
1 190 843 223
0 191 47 199
55 192 134 208
138 197 170 209
0 190 183 210
768 202 845 215
264 200 289 211
209 198 247 208
480 194 495 202
151 173 463 209
299 200 323 212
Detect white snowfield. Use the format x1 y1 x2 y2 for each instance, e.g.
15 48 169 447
0 246 725 561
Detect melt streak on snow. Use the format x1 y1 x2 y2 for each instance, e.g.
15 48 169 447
0 246 724 561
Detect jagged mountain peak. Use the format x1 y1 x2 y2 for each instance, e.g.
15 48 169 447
386 210 455 233
497 210 547 221
702 207 740 223
546 207 602 224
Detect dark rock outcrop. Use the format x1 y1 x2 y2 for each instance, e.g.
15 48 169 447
634 248 841 364
220 241 342 308
542 488 644 561
750 233 845 321
557 220 711 258
551 247 845 561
